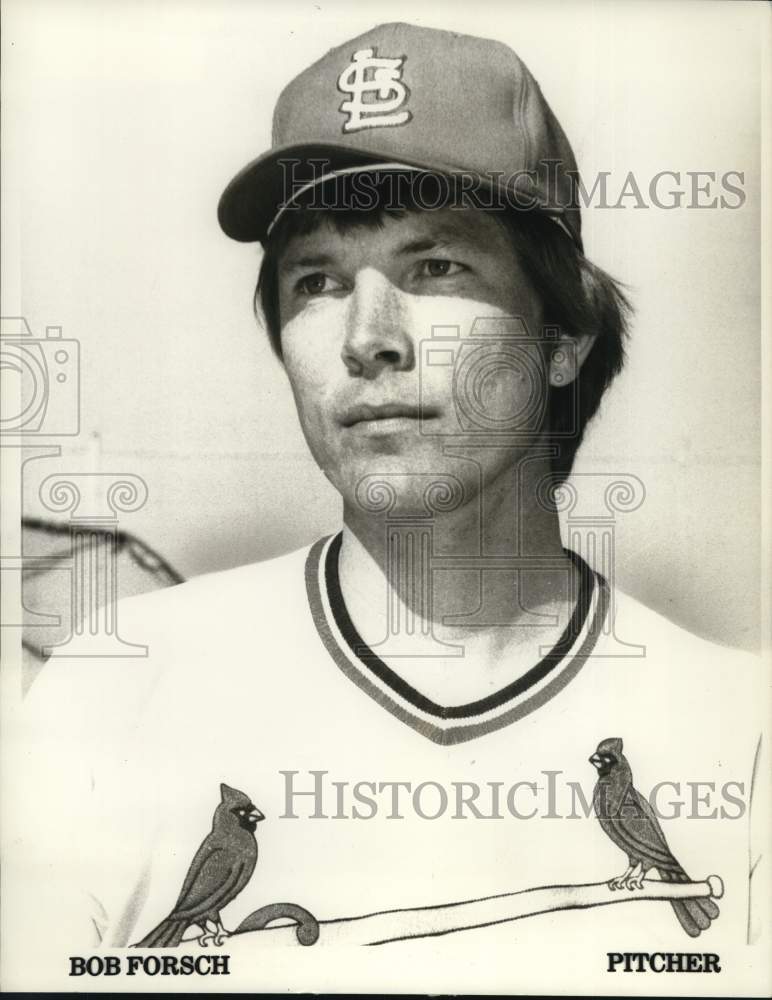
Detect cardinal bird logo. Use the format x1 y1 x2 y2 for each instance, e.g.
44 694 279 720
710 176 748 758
134 783 264 948
590 738 720 937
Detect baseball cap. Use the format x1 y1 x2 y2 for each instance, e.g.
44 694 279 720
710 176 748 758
218 22 582 248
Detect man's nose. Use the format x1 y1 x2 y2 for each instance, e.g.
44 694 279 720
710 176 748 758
341 269 414 376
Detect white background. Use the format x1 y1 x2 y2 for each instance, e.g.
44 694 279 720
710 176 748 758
3 0 763 649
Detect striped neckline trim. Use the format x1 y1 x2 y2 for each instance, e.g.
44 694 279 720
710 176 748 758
305 533 609 746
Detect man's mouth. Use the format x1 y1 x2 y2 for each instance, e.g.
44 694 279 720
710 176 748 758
340 402 438 428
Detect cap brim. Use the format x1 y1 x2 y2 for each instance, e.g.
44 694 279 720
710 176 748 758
217 143 580 247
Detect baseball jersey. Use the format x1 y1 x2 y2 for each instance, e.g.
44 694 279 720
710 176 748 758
4 534 767 993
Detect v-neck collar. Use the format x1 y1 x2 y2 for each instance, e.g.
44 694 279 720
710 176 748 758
305 532 609 745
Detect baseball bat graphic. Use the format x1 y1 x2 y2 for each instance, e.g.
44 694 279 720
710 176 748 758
173 875 723 949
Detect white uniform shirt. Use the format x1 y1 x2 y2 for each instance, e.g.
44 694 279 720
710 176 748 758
5 535 766 992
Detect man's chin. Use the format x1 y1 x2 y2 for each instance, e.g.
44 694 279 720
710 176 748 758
335 456 470 521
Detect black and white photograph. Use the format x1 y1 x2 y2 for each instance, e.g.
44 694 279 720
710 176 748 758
1 0 769 994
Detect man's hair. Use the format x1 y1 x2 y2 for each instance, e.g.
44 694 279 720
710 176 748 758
254 173 630 484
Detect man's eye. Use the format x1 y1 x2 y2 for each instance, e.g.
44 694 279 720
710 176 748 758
418 259 465 278
296 273 341 296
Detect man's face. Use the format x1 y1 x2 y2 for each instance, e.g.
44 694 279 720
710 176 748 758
277 205 548 518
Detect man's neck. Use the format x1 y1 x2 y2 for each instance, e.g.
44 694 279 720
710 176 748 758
337 460 583 702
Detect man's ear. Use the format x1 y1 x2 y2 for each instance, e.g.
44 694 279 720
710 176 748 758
548 333 597 388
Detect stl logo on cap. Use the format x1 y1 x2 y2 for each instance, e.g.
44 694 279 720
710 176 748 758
337 47 412 133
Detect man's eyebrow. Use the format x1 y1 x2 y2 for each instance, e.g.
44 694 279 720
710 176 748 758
397 233 482 255
279 252 335 271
